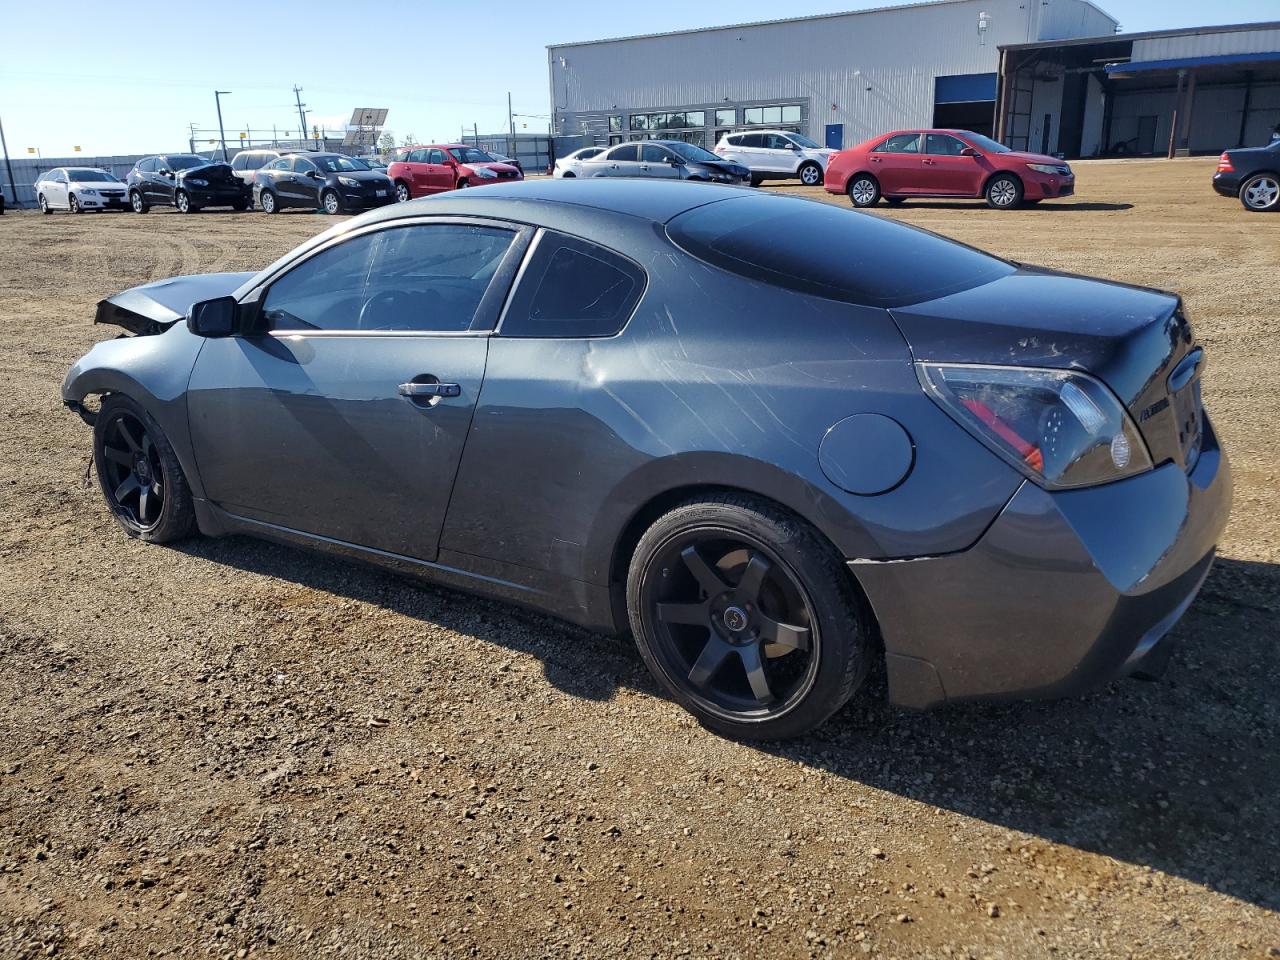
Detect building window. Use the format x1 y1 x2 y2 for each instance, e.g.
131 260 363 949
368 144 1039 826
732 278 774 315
629 111 706 132
743 104 803 126
608 116 623 132
715 108 736 126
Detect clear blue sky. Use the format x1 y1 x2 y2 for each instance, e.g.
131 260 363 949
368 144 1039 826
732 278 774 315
1 0 1275 157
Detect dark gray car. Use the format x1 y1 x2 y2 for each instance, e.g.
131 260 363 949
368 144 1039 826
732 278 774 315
62 180 1230 740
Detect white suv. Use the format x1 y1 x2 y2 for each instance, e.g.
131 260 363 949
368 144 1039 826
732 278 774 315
713 130 834 186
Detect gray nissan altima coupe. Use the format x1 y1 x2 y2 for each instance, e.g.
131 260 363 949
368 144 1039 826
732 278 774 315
63 179 1231 740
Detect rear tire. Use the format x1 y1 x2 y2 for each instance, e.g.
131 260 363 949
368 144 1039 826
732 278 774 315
395 181 412 202
847 173 880 207
749 174 764 188
1240 173 1280 212
232 200 249 212
985 173 1023 209
798 162 823 187
627 494 872 741
259 190 278 215
93 394 196 544
130 190 149 214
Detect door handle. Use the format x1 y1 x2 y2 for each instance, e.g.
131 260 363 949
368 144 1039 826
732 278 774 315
399 381 461 398
923 158 936 165
870 156 881 162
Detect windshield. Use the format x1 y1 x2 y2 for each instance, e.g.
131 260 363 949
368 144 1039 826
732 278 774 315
959 132 1011 154
69 170 120 183
668 141 720 163
166 155 206 170
452 147 495 164
314 155 370 172
789 133 821 149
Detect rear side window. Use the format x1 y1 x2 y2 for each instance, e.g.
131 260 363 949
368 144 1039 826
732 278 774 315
666 194 1014 308
501 233 646 338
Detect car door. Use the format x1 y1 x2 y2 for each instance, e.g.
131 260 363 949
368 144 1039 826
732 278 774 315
291 157 322 207
867 133 924 194
258 157 291 205
135 158 158 203
186 218 531 561
47 170 68 208
920 133 983 196
599 143 641 177
638 144 681 179
153 157 177 204
761 133 795 173
426 149 454 193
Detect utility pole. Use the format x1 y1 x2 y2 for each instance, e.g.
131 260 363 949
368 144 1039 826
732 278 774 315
0 113 17 207
293 86 308 148
508 91 515 152
214 90 231 161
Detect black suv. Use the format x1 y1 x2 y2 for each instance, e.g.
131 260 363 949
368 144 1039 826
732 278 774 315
253 153 396 215
126 154 252 214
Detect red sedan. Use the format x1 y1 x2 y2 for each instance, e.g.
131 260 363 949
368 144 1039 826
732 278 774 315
825 129 1074 209
387 144 523 202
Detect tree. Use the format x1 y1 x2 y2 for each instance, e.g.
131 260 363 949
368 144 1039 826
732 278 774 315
377 132 396 156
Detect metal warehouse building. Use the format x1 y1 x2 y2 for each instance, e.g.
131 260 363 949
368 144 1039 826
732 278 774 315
547 0 1118 152
999 21 1280 158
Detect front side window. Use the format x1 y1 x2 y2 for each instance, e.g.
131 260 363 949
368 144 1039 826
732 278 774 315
265 158 290 171
261 224 517 333
641 144 672 163
292 158 317 174
428 149 447 164
314 155 369 173
138 158 157 173
790 133 820 149
874 134 921 154
451 147 494 164
501 233 646 339
926 134 968 156
763 134 792 151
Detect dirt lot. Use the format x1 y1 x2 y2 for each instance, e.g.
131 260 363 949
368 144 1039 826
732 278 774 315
1 158 1277 959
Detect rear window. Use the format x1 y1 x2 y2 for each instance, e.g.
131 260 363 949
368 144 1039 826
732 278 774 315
666 195 1014 308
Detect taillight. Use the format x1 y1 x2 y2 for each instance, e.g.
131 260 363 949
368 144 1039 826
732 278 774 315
1217 152 1234 172
918 363 1152 489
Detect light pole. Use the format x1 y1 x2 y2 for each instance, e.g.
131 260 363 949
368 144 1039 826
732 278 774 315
214 90 231 161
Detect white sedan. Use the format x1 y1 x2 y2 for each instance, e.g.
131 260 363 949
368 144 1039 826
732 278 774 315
36 167 131 213
552 146 606 178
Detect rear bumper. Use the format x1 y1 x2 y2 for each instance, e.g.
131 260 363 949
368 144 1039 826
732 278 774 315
1212 172 1241 197
854 417 1231 709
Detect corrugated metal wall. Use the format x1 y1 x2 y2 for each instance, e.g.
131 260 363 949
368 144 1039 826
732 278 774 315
1132 26 1280 61
548 0 1116 149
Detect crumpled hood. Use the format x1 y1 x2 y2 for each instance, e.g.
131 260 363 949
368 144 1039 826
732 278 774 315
177 162 237 180
95 272 255 335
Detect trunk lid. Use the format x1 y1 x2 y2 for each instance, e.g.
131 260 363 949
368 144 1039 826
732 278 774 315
891 266 1203 471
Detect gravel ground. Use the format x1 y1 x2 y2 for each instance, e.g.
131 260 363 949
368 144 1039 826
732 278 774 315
1 158 1277 959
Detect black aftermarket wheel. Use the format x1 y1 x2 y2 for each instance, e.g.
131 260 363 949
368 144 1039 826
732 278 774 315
93 395 195 543
627 494 871 740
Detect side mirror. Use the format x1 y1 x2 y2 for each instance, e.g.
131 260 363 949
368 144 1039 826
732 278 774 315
158 169 172 177
789 142 801 150
187 296 239 338
307 170 321 179
960 147 979 157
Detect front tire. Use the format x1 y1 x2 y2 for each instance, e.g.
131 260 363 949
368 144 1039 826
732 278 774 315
69 194 82 214
798 162 823 187
1240 173 1280 212
130 190 149 214
39 194 52 215
847 173 880 207
321 190 342 215
627 494 871 740
175 190 196 214
259 190 278 215
93 395 196 544
985 173 1023 209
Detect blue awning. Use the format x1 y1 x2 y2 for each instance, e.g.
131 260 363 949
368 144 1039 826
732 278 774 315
1106 50 1280 76
934 73 997 104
